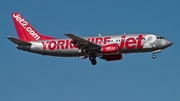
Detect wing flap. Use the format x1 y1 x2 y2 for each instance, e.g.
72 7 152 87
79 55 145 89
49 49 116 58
7 36 31 45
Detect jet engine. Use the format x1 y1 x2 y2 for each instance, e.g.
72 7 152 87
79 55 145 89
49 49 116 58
100 54 123 61
101 43 119 54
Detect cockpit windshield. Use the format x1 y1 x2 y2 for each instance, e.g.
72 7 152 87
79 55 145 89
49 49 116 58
157 36 165 39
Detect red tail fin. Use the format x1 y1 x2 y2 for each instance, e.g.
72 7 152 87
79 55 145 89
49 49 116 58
12 12 55 42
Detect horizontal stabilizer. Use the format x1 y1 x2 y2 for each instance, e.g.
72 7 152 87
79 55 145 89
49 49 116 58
7 36 31 45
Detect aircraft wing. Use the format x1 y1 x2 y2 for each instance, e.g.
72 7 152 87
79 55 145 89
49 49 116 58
64 34 101 52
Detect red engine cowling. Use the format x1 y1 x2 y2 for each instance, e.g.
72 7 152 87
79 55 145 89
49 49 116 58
102 54 123 61
101 43 119 54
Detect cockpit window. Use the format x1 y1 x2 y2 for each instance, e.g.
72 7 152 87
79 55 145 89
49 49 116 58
157 37 165 39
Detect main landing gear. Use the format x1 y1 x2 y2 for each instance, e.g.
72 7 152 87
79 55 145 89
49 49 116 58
89 54 97 65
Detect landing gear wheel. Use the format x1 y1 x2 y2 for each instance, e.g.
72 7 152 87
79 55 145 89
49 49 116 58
152 54 156 59
89 53 97 65
89 56 94 61
89 54 96 61
91 59 97 65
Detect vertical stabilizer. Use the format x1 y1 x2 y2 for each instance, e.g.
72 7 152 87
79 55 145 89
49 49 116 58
12 12 55 42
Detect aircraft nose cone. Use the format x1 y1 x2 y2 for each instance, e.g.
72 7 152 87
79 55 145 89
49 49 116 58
166 40 173 47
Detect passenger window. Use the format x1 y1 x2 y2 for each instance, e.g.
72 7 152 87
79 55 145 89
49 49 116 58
137 37 145 40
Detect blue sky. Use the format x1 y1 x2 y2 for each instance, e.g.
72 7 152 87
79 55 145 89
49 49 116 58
1 0 179 101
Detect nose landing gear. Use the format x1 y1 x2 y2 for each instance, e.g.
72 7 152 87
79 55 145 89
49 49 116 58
152 49 161 59
152 53 156 59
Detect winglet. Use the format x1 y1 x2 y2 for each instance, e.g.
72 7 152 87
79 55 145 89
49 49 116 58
7 36 31 45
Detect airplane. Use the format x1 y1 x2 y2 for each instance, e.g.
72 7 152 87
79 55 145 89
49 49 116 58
7 12 173 65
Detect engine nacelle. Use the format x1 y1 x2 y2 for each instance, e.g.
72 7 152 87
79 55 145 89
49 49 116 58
101 54 123 61
101 43 119 54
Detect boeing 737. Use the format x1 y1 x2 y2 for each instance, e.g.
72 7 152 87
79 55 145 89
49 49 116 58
7 12 173 65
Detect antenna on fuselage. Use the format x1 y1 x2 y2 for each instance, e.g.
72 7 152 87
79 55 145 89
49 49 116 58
124 33 126 35
98 33 101 36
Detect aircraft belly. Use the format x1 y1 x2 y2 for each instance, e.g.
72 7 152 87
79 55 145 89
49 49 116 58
118 47 158 53
52 49 82 56
30 45 82 57
29 44 158 57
